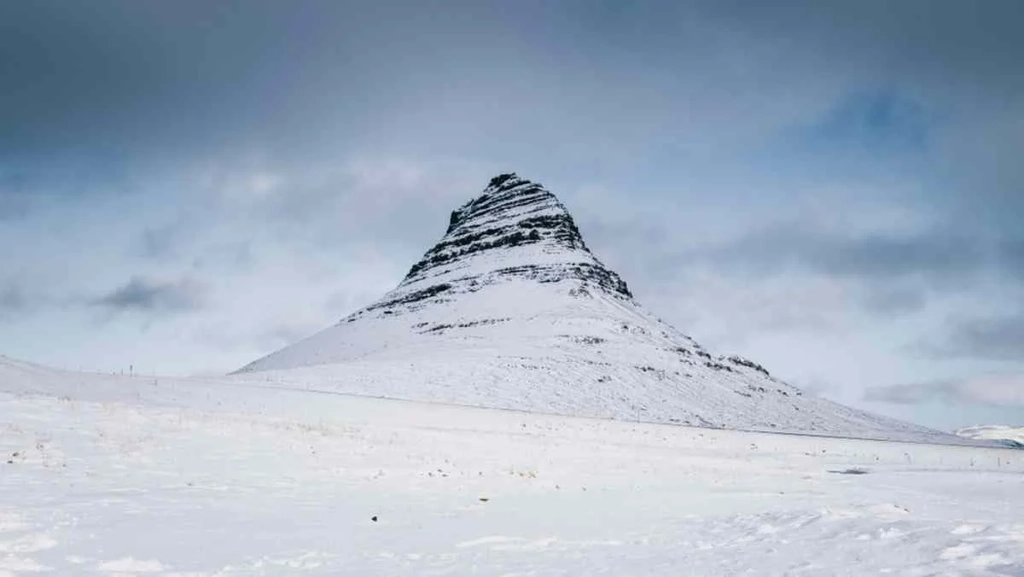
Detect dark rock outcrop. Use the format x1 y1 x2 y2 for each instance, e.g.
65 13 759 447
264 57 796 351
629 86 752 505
366 173 631 317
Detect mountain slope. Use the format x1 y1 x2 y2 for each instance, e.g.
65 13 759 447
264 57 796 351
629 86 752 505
236 173 945 441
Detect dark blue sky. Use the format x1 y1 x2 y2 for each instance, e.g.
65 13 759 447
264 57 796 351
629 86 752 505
1 0 1022 430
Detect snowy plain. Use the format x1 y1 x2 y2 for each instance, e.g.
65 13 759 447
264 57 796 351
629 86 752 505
1 357 1023 576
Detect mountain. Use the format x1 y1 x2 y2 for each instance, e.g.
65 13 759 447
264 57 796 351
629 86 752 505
236 173 944 441
956 425 1024 448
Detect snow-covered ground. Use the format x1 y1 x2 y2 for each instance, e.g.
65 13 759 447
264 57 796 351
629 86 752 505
1 358 1022 576
958 425 1024 448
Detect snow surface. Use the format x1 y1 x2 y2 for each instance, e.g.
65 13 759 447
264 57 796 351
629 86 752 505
958 426 1024 448
2 356 1023 576
235 175 951 443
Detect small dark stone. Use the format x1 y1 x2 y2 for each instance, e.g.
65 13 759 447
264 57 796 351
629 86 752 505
371 515 378 522
828 468 870 475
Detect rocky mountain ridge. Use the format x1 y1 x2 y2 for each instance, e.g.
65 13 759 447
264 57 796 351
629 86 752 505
355 173 631 319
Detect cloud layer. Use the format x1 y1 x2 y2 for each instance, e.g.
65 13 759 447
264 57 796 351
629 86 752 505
866 375 1024 408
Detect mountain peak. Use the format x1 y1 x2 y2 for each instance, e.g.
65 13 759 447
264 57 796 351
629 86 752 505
407 173 591 280
397 174 630 302
444 173 574 235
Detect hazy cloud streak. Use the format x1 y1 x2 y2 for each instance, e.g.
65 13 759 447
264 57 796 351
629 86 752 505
93 276 205 314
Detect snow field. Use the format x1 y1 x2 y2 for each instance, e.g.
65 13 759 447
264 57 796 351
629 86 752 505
1 365 1022 576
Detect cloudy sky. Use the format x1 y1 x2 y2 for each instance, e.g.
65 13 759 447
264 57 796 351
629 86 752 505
2 0 1022 431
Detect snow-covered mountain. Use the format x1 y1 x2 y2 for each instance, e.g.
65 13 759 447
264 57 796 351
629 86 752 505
956 425 1024 448
236 173 944 441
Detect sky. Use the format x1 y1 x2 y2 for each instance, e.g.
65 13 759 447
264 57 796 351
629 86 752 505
1 0 1022 431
